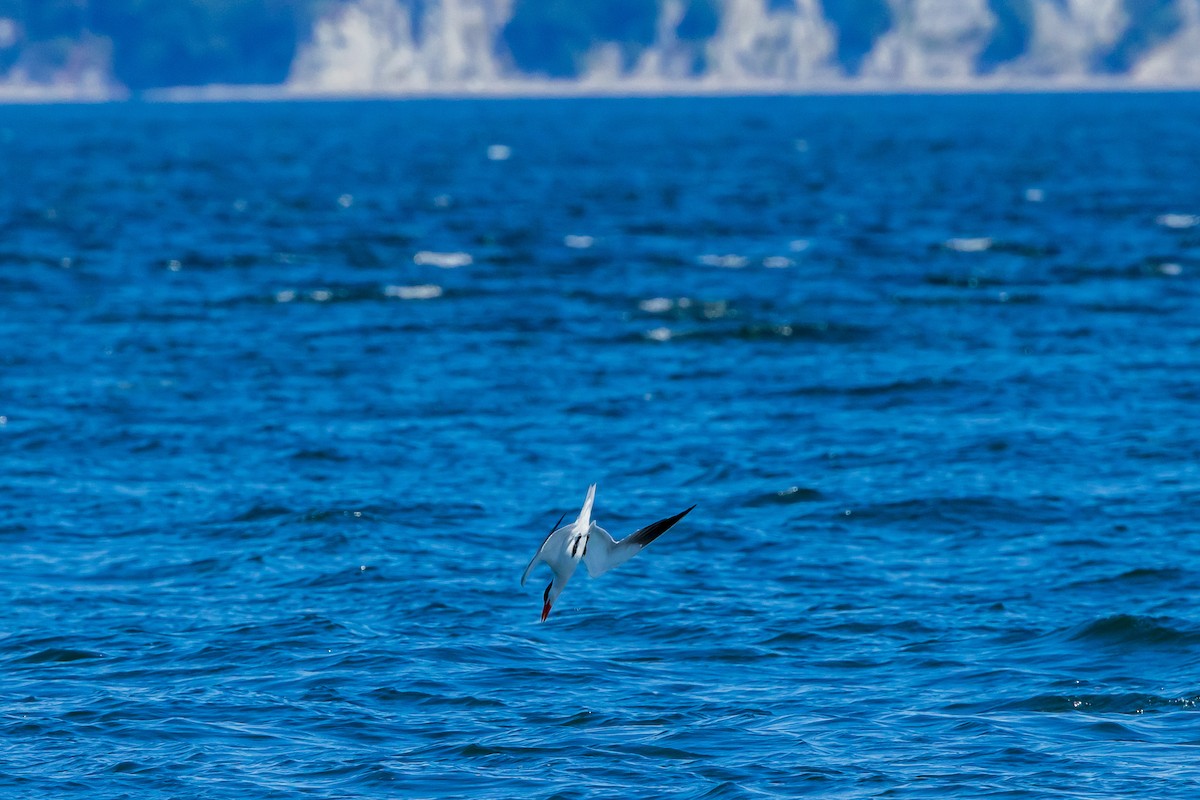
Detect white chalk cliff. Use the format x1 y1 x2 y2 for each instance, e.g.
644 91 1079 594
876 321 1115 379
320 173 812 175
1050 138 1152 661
286 0 1200 92
288 0 512 92
5 0 1200 99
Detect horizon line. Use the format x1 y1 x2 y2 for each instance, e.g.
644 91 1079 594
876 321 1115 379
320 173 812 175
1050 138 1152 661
4 77 1200 106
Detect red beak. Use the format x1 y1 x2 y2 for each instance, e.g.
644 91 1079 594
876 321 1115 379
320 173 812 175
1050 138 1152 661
541 602 552 622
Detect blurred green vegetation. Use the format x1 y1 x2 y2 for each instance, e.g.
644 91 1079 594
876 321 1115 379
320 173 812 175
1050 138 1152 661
821 0 890 74
502 0 658 78
978 0 1034 72
1100 0 1181 72
0 0 324 88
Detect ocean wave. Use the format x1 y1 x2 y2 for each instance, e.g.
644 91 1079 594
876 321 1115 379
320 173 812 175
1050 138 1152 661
1005 692 1200 715
15 648 105 664
744 486 825 506
839 494 1071 528
1066 615 1200 647
637 321 874 345
6 94 1200 800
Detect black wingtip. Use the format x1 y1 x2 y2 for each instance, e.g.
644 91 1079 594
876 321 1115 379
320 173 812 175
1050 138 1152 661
629 503 695 547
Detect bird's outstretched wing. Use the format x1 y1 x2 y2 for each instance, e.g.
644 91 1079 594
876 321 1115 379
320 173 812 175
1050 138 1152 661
583 505 695 578
521 511 566 586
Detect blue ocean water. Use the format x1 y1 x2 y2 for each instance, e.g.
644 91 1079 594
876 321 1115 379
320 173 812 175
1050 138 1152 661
2 93 1200 798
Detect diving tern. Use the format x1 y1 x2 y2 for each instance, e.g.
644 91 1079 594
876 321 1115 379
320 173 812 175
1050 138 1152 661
521 484 695 621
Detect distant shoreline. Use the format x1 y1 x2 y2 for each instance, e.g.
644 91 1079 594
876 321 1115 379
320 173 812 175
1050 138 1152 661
4 78 1200 105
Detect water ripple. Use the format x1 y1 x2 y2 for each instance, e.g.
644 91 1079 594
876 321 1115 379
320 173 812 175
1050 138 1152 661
4 95 1200 800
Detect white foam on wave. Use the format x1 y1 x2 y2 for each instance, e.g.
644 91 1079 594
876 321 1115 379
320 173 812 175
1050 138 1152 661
385 284 444 299
1157 213 1200 229
564 235 595 249
945 237 993 252
639 297 674 313
699 254 750 268
414 251 472 268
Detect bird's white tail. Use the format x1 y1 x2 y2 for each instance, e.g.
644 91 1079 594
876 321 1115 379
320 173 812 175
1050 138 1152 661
574 484 596 531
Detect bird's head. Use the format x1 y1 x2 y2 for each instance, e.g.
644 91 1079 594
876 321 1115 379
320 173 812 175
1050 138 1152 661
541 580 562 622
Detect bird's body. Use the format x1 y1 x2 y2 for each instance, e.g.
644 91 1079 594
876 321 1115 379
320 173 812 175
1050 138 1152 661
521 484 694 621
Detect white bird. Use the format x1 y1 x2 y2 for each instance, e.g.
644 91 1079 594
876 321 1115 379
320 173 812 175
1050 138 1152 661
521 484 695 621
